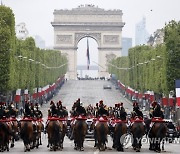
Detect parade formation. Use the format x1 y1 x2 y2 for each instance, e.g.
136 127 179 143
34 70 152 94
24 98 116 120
0 1 180 153
0 96 178 153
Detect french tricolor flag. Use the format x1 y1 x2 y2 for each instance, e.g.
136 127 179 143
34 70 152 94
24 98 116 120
175 80 180 106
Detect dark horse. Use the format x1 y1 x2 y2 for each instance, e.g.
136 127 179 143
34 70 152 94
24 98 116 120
113 121 127 151
10 117 20 148
47 120 61 151
20 120 34 152
95 121 109 151
73 119 87 151
131 119 145 152
149 122 167 152
0 121 12 152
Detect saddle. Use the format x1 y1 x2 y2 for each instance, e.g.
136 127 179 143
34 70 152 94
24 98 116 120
75 115 87 120
151 117 164 122
21 116 33 121
131 116 144 123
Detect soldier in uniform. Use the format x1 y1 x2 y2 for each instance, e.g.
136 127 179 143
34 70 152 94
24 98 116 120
49 101 57 117
131 102 143 119
24 102 32 117
7 103 18 118
34 103 43 119
151 101 164 119
97 100 109 117
74 99 86 116
57 100 68 118
0 102 6 119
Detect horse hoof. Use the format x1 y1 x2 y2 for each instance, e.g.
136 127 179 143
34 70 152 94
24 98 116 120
80 147 84 151
11 144 14 148
117 147 124 152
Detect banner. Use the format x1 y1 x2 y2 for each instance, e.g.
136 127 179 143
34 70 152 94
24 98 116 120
175 80 180 106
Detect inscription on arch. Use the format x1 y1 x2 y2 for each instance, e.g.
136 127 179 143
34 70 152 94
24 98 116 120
103 35 119 44
56 35 73 44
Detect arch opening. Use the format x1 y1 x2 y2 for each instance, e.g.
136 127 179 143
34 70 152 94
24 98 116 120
77 37 98 79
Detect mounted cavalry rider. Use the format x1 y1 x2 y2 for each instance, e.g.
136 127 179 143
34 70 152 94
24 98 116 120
24 101 32 117
97 100 109 117
48 101 57 117
131 101 143 119
34 103 43 119
0 102 6 119
7 102 18 118
56 100 68 118
119 103 127 121
74 98 86 116
148 101 165 138
150 101 164 119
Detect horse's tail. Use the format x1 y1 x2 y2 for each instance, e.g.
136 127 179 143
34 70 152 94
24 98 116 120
134 123 143 139
156 123 166 140
52 121 60 144
20 122 28 140
116 123 123 141
100 123 106 144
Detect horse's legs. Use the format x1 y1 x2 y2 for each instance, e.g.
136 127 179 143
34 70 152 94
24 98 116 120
94 129 98 147
162 139 165 151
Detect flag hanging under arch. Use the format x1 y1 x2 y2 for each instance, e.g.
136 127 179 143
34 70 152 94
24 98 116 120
86 38 90 70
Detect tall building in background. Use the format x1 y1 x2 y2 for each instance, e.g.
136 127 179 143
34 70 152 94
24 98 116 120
122 37 132 56
135 17 149 45
15 22 29 40
34 35 45 49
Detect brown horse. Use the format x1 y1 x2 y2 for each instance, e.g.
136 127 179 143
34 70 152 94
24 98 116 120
47 120 61 151
73 119 87 151
36 120 44 146
131 120 145 152
20 120 34 152
0 121 12 152
113 121 127 151
9 117 20 148
95 121 109 151
58 119 67 149
149 122 167 152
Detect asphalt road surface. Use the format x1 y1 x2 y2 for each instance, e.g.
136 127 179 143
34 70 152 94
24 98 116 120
4 80 180 153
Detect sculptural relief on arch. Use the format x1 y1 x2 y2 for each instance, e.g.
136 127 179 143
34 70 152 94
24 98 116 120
52 4 125 79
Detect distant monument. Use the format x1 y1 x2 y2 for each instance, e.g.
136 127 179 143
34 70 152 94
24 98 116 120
52 4 125 79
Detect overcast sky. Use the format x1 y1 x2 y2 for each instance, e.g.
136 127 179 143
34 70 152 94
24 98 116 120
3 0 180 76
4 0 180 47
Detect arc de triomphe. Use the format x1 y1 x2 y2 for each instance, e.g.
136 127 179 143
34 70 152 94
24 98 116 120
52 4 125 79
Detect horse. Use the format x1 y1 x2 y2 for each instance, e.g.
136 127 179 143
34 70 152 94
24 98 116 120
73 117 87 151
9 117 20 148
113 120 127 151
36 119 44 146
94 119 109 151
149 121 167 152
131 117 145 152
20 119 34 152
0 121 12 152
46 120 61 151
58 118 67 149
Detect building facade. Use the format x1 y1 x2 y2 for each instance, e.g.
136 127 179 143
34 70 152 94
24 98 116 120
122 37 132 56
15 22 29 40
135 17 149 46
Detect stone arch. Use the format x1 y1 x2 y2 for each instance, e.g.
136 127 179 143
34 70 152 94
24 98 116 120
52 4 125 79
75 33 101 48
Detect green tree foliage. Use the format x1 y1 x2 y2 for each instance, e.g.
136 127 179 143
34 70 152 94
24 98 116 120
164 20 180 92
10 37 67 93
0 6 67 95
0 5 15 93
108 20 180 96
